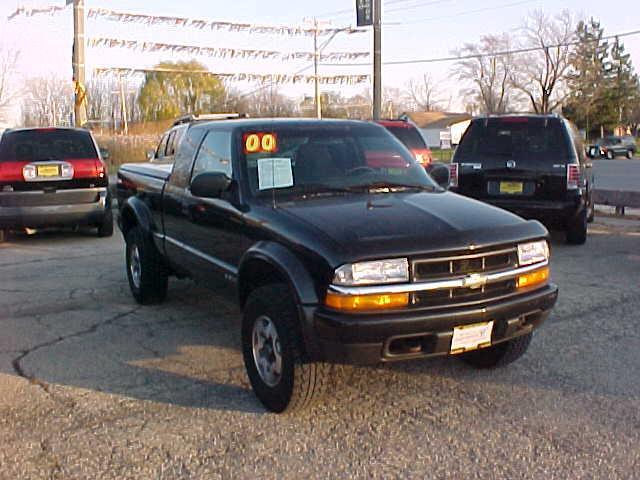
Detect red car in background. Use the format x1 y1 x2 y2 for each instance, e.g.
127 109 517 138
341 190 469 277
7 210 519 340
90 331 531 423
375 119 433 168
0 127 112 242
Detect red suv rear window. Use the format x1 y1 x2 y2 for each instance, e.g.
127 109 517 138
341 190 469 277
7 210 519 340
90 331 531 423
0 129 98 162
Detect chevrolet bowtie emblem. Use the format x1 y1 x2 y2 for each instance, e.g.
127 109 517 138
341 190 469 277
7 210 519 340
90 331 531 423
462 273 487 289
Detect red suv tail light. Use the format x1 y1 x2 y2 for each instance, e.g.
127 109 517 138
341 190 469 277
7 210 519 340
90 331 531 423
448 162 459 188
411 149 433 167
567 164 580 190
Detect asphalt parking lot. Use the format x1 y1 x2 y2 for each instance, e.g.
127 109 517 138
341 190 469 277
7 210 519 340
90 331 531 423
592 157 640 192
1 220 640 479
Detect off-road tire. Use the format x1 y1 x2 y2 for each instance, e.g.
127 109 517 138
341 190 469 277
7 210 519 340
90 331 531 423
97 209 114 237
566 209 588 245
459 332 533 368
125 226 168 304
242 283 331 413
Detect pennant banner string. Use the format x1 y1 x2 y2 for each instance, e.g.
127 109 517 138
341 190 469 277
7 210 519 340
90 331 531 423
87 37 370 62
94 67 371 85
8 6 364 37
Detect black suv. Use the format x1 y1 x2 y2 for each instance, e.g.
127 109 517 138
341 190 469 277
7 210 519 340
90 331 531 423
588 135 636 159
450 114 593 245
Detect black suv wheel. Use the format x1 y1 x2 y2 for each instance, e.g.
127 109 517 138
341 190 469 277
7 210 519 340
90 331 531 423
125 226 168 304
627 149 634 159
242 283 331 413
459 332 532 368
566 209 588 245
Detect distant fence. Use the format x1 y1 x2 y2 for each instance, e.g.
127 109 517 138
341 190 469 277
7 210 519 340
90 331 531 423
593 189 640 214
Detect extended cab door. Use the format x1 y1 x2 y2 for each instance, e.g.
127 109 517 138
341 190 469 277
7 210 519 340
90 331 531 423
163 127 248 286
179 129 249 287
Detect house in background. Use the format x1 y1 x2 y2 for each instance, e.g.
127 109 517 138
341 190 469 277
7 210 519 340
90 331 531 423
401 111 472 148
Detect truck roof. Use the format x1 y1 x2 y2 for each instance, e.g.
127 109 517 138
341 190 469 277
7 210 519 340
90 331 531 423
192 118 375 130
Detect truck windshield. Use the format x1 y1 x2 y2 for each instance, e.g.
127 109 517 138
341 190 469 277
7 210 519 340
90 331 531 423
242 124 437 198
0 129 98 162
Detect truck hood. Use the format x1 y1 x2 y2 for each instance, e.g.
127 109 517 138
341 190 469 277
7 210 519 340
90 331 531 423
277 191 547 261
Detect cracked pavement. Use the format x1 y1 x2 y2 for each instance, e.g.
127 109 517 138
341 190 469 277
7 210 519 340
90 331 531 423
1 220 639 479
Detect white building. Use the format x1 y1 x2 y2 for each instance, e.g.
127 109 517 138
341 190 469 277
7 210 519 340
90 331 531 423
401 111 472 148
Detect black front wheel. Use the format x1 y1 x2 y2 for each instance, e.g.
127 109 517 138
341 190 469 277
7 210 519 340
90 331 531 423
459 332 532 368
627 150 634 159
125 226 168 304
242 283 331 413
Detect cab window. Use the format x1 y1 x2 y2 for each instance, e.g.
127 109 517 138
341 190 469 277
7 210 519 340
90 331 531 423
156 134 169 159
170 128 205 187
191 130 232 179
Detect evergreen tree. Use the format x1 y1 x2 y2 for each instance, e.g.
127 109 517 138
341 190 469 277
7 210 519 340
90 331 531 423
564 19 610 140
606 37 640 130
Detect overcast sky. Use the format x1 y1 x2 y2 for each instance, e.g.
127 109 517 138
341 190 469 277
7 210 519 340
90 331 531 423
1 0 638 124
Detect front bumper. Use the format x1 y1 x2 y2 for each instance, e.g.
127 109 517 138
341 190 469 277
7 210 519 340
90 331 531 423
303 283 558 365
0 187 109 229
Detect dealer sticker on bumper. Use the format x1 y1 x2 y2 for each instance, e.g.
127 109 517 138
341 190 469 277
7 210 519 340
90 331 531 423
450 321 494 354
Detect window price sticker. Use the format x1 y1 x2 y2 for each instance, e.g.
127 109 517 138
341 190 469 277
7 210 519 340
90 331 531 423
257 157 294 190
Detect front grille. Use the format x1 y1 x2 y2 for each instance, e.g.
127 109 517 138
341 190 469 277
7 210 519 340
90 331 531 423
411 246 519 308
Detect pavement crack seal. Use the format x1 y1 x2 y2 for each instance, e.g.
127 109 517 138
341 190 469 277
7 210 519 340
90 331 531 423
10 307 141 405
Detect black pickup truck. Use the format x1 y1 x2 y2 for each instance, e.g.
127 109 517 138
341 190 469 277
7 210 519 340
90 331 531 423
117 118 558 413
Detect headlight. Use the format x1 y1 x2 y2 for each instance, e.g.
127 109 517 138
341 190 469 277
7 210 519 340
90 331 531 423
333 258 409 286
517 240 549 266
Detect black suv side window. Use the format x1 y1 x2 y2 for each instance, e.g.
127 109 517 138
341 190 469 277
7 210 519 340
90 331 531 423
191 130 232 179
171 127 205 187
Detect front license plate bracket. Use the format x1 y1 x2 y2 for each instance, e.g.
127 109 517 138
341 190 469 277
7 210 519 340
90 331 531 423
450 321 494 354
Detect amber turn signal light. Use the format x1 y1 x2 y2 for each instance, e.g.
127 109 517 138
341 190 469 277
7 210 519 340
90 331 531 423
325 292 409 311
516 267 549 289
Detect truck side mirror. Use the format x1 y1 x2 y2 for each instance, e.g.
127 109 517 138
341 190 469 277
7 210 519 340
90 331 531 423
427 162 450 189
190 172 232 198
100 148 110 161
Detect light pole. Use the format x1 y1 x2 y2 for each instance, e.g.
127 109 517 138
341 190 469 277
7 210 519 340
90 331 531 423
72 0 87 127
372 0 382 120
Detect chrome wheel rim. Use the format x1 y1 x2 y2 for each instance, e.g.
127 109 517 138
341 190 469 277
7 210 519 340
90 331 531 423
129 245 141 289
251 315 282 387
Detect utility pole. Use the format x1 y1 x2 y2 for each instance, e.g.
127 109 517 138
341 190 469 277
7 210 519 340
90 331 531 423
119 75 129 135
72 0 87 127
313 18 322 119
372 0 382 120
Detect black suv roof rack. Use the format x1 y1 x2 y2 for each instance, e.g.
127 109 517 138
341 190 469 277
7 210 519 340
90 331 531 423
172 113 248 127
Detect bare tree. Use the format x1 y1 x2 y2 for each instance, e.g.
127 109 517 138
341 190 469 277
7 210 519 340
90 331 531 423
512 10 575 114
405 74 442 111
21 77 73 127
0 47 20 123
453 33 519 114
246 85 295 117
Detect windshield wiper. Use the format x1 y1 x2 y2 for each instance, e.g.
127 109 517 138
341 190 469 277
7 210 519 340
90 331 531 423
347 181 439 192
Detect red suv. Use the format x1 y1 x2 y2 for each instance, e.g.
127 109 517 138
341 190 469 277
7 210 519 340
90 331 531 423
0 127 112 242
375 119 433 167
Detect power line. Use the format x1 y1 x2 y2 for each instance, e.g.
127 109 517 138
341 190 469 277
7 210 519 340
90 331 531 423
321 28 640 67
386 0 537 25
